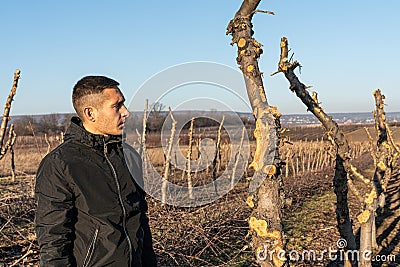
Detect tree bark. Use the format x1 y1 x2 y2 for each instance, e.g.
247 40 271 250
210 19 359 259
185 118 194 199
359 208 373 267
358 89 392 267
0 70 20 160
227 2 285 266
162 107 177 204
373 89 391 195
231 126 246 188
212 116 224 194
273 37 357 266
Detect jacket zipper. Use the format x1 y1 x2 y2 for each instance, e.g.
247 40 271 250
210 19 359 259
103 141 133 266
83 227 99 267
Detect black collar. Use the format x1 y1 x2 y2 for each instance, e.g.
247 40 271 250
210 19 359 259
64 117 122 151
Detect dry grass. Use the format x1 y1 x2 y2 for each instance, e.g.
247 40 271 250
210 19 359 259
0 124 399 266
0 175 38 266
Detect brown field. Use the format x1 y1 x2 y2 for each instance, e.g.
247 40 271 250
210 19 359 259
0 124 399 266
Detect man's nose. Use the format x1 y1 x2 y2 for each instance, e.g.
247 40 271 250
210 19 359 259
122 105 130 118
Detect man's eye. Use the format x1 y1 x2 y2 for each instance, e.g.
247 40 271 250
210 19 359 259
115 103 124 109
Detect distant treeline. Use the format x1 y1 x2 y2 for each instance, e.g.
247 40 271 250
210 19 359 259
11 113 73 136
125 111 255 133
10 112 256 136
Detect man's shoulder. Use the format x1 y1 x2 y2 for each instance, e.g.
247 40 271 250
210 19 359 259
36 141 80 193
39 139 82 166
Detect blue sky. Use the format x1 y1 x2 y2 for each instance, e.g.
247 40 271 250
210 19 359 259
1 0 399 115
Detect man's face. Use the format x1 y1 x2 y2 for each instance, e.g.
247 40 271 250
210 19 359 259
93 87 130 136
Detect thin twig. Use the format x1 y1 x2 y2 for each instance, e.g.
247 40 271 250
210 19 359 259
10 242 33 267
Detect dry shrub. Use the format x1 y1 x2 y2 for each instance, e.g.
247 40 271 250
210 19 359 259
0 176 38 266
149 181 256 267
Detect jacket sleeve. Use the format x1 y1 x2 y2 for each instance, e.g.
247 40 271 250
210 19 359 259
34 155 76 266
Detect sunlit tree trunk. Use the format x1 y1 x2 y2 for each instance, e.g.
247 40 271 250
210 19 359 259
273 37 357 266
0 70 19 182
162 107 177 204
212 116 224 194
357 89 392 267
227 1 286 266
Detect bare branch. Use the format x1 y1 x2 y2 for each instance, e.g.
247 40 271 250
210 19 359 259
274 37 358 262
0 70 20 155
162 107 177 204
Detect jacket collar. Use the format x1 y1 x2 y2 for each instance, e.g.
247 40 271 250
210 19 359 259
64 116 122 151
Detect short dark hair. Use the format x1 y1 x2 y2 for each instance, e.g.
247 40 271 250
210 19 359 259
72 76 120 118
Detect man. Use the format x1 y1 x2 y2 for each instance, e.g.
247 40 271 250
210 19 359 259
35 76 157 266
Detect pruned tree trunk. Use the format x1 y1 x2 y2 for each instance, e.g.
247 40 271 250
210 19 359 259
231 126 246 188
216 115 224 173
162 107 177 204
11 142 16 181
0 70 19 150
44 133 51 155
273 37 357 266
373 89 392 197
285 150 290 177
227 2 286 266
359 208 374 267
358 89 392 267
6 124 17 181
139 99 150 185
0 70 19 182
184 118 195 199
364 127 378 166
140 99 149 157
212 116 224 194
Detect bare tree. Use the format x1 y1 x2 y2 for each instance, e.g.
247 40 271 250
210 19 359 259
147 101 167 132
272 37 358 266
183 118 195 200
355 89 397 267
162 107 177 204
212 116 224 194
227 1 286 266
0 70 20 181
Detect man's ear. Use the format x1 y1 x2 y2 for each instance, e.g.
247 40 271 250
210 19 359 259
83 106 97 122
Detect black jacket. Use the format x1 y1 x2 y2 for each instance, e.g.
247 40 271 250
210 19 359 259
35 117 157 267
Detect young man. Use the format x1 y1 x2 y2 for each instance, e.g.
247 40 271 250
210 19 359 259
35 76 157 266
